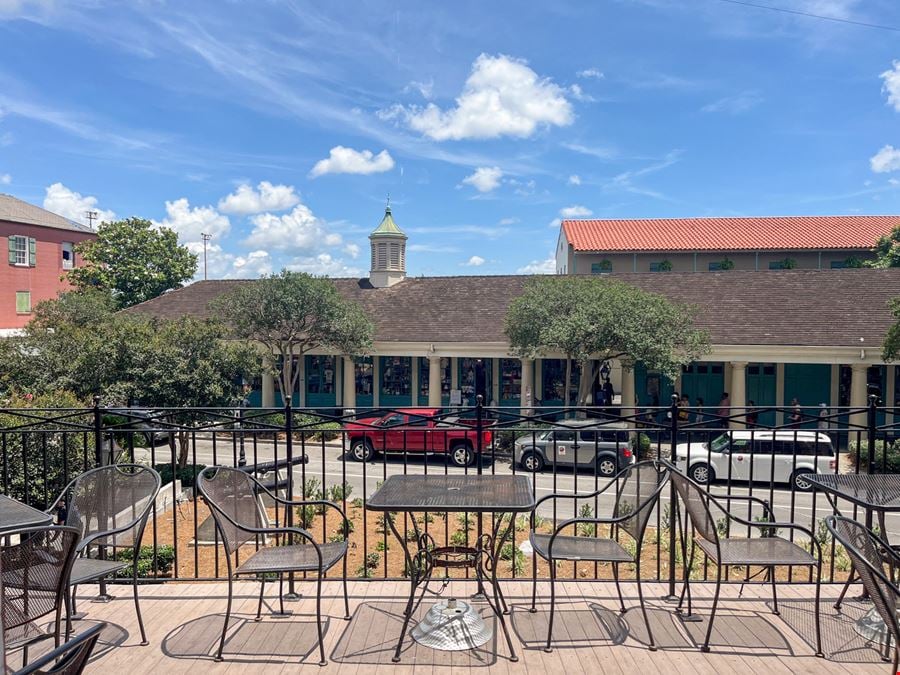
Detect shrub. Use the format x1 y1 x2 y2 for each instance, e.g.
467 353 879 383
115 545 176 579
633 432 652 459
355 552 380 578
450 529 469 546
0 391 95 508
848 439 900 473
327 482 353 502
294 415 341 442
499 542 526 575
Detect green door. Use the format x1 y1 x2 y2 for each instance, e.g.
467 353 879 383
634 361 675 416
379 356 413 408
746 363 777 427
784 363 832 428
679 362 725 410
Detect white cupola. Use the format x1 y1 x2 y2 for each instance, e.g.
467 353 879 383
368 203 407 288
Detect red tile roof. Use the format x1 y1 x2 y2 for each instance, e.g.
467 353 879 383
561 215 900 252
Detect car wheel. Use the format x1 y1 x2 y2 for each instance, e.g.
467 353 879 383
596 456 617 477
690 463 714 485
350 439 375 462
520 451 544 473
450 443 475 467
791 469 815 492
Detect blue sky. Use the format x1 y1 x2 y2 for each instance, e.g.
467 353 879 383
1 0 899 278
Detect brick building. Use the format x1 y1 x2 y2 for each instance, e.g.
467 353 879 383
1 194 97 334
556 215 900 275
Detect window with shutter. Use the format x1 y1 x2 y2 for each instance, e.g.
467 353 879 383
8 236 28 266
28 238 36 267
61 242 74 270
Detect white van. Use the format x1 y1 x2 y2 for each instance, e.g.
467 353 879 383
674 430 835 491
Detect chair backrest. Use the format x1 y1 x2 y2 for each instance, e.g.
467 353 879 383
61 464 161 551
670 470 719 546
197 466 267 555
15 622 104 675
827 516 900 641
613 460 669 541
2 526 80 633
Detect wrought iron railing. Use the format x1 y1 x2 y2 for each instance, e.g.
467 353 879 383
0 397 892 586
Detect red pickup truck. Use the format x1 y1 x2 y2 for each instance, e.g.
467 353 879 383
344 408 493 467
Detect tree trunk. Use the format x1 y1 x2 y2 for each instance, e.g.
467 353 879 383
564 358 572 408
577 359 595 406
176 430 190 470
280 353 293 405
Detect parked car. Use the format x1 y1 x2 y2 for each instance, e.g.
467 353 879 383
674 430 836 491
514 420 635 477
105 408 173 446
344 408 494 467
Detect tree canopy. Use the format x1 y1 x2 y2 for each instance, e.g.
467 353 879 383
504 276 710 405
212 270 374 402
882 297 900 362
67 217 197 308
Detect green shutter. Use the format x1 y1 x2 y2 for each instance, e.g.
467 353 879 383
15 291 31 314
28 238 36 266
7 236 15 264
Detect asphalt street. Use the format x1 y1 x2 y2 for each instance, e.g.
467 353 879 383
141 435 899 537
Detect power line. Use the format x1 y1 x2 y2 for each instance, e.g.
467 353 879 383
711 0 900 33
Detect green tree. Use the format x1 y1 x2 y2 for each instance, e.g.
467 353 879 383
212 270 374 403
869 225 900 268
68 217 197 308
504 276 710 406
882 297 900 362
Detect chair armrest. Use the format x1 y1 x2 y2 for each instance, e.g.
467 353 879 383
707 492 774 521
532 479 618 514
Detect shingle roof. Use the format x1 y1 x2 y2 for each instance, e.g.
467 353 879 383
561 216 900 252
122 269 900 348
0 193 95 234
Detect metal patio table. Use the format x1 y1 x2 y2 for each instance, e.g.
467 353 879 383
0 494 52 534
807 473 900 642
367 474 535 663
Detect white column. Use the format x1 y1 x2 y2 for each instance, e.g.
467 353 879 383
342 356 356 410
534 359 543 405
729 361 747 429
775 363 785 426
372 357 380 408
428 356 442 407
262 371 275 407
450 357 459 390
520 358 534 413
620 365 635 419
851 363 868 429
491 358 500 406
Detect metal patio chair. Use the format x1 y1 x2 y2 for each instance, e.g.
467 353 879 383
529 460 669 652
14 622 104 675
197 466 350 666
827 515 900 672
670 468 823 656
47 464 161 645
2 526 80 663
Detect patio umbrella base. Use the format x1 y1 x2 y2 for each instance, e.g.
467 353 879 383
411 598 492 651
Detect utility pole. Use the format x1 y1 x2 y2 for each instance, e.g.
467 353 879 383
201 233 211 280
85 210 98 229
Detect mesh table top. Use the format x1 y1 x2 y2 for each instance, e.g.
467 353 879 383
366 475 536 513
806 474 900 511
0 495 52 533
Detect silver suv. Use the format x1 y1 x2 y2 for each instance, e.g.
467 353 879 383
514 420 635 476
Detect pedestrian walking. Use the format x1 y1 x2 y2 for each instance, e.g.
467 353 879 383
716 392 730 428
746 400 759 428
789 397 802 427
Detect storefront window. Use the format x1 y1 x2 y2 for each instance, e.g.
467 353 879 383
458 358 490 405
306 356 335 394
355 357 373 397
381 356 412 398
500 358 521 403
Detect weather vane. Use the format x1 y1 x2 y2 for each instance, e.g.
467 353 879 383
386 193 391 209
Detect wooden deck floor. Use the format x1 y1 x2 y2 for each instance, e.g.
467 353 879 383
6 580 890 674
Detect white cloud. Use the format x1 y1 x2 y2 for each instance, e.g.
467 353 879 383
559 204 593 218
461 166 503 193
385 53 573 141
309 146 394 177
231 250 273 278
881 61 900 113
568 83 593 102
568 174 581 186
156 197 230 243
245 203 342 252
548 217 562 229
0 173 9 184
701 90 763 114
343 242 360 258
577 68 604 80
217 181 300 215
43 183 115 225
871 145 900 173
517 256 557 274
404 79 434 100
499 217 519 226
285 253 362 277
461 255 485 267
